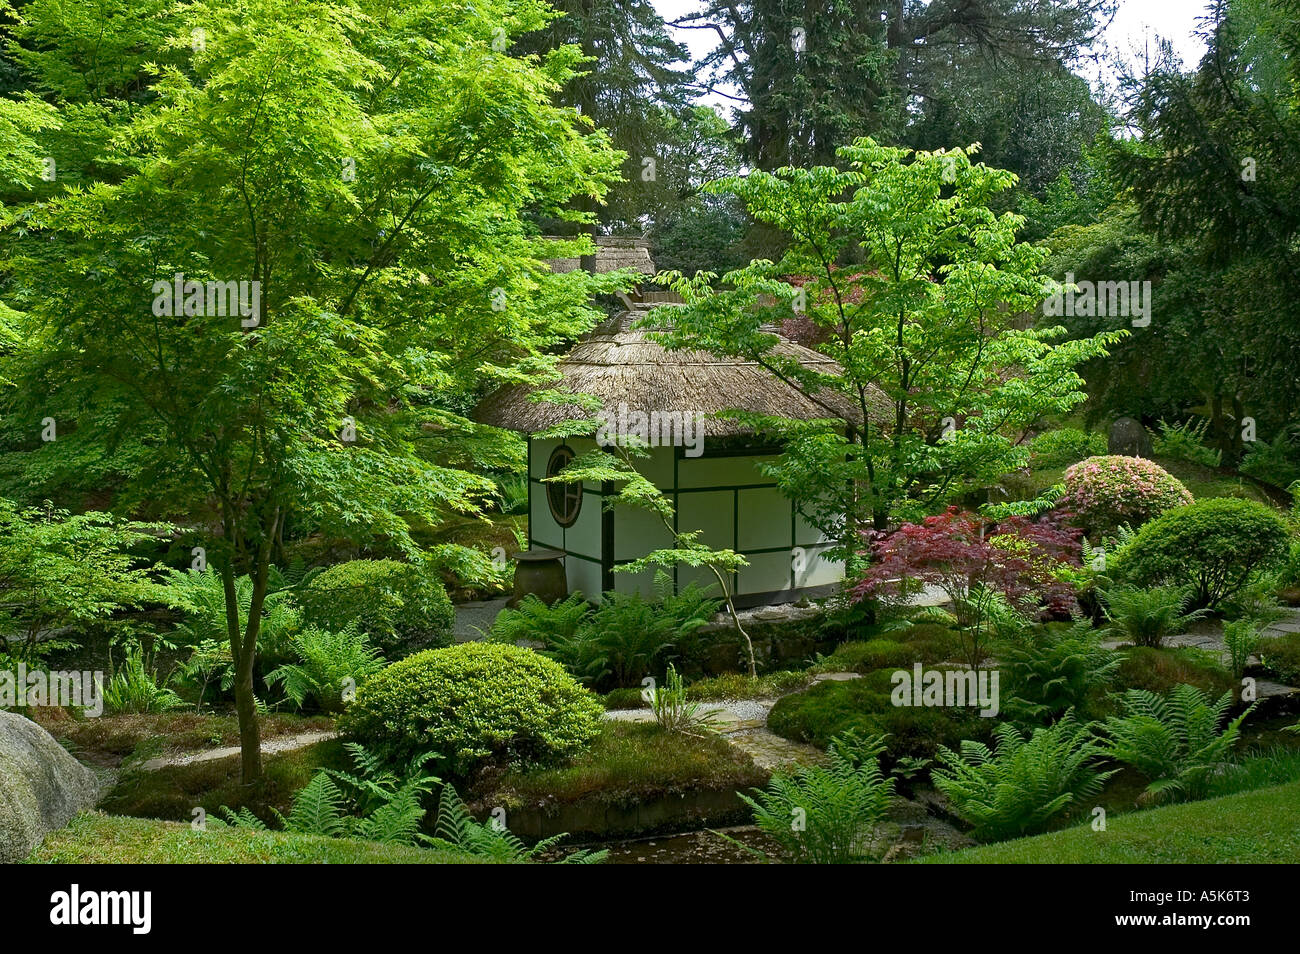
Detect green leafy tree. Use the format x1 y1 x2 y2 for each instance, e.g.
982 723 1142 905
1102 0 1300 461
1 0 624 780
519 0 692 237
0 499 166 664
676 0 1112 175
660 140 1121 551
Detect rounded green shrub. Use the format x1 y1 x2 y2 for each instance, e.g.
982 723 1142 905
1063 455 1193 535
300 559 454 659
1110 498 1290 609
339 642 603 775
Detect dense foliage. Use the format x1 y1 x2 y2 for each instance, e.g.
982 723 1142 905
300 560 454 660
340 643 604 776
1110 498 1290 609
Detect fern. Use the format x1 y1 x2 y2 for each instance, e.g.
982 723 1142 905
264 624 386 712
426 786 607 863
1102 684 1254 803
1101 584 1208 648
489 593 590 645
1000 621 1120 724
100 643 184 714
278 772 350 838
932 712 1114 841
217 806 269 830
736 731 896 864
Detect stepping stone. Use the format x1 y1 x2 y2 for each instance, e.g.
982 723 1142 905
811 671 862 683
1255 680 1300 700
452 596 510 642
724 727 826 772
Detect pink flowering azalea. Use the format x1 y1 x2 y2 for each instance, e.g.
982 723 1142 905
1061 455 1193 536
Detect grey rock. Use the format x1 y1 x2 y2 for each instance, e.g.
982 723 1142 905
0 710 99 862
1108 416 1153 457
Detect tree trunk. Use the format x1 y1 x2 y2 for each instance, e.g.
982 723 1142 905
233 653 262 782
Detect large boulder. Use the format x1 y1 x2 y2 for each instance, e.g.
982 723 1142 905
0 710 100 862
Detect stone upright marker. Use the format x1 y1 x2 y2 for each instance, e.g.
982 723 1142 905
1108 416 1153 458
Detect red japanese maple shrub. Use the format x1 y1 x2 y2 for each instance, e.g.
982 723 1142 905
853 508 1082 668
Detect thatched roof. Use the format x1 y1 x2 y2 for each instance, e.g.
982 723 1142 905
542 235 656 276
475 307 888 440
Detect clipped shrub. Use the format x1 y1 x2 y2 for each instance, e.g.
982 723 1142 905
766 670 990 765
1109 498 1290 609
1062 455 1193 535
340 643 603 776
1028 427 1107 469
300 560 454 659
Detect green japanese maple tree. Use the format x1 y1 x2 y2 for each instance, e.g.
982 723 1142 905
659 139 1124 555
1 0 625 780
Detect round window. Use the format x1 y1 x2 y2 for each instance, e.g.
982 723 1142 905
545 445 582 528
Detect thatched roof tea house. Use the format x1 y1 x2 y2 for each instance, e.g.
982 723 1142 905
477 304 877 606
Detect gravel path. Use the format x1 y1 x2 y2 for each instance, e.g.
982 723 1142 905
453 597 510 642
136 730 338 772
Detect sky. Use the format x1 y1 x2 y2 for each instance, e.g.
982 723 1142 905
653 0 1214 113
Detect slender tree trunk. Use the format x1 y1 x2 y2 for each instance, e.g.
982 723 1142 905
233 648 262 782
219 558 263 783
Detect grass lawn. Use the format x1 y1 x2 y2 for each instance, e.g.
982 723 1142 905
25 812 479 864
923 780 1300 864
475 721 768 811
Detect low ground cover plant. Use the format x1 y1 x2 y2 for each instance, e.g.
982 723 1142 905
767 669 991 764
